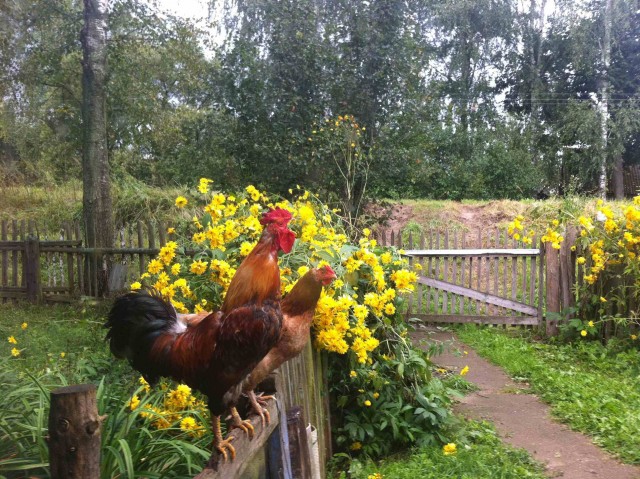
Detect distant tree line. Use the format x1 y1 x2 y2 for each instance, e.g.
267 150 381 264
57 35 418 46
1 0 639 202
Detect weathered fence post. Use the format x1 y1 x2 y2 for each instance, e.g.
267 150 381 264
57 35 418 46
545 242 560 336
48 384 102 479
25 236 42 303
286 407 312 479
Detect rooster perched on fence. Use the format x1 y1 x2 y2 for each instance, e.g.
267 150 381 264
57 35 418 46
105 208 295 465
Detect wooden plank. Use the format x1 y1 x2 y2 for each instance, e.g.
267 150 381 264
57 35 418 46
1 220 6 303
460 232 467 314
443 230 449 314
416 233 424 314
12 220 18 289
476 230 483 314
511 236 518 304
25 237 42 303
64 224 75 295
529 235 537 306
75 222 84 295
137 221 144 277
407 232 414 314
545 242 560 336
452 231 458 314
194 399 279 479
492 229 499 315
435 230 441 313
426 230 433 312
417 275 538 315
411 314 539 325
403 248 540 257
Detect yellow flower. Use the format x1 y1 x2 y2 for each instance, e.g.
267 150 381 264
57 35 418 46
167 227 175 234
443 443 457 455
197 177 213 194
147 259 163 274
180 417 202 437
364 400 372 407
171 263 181 275
350 370 357 378
373 392 380 399
139 376 150 392
130 281 142 291
588 321 594 327
577 257 586 264
11 348 19 357
246 185 261 202
60 352 66 358
129 394 140 411
384 303 396 316
460 365 469 376
190 260 208 275
367 474 383 479
7 336 17 345
581 330 587 337
175 196 188 208
350 441 362 451
600 297 607 303
21 322 27 330
631 335 638 341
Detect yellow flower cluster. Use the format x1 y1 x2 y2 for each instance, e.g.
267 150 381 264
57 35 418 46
507 215 536 245
137 180 417 367
131 382 207 437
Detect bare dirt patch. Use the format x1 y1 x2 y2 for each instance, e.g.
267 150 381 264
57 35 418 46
372 200 526 235
414 329 640 479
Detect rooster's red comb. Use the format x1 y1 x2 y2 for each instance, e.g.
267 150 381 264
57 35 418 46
260 208 293 226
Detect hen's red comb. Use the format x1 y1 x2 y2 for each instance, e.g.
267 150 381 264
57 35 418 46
260 208 293 226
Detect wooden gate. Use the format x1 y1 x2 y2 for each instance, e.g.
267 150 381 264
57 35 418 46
377 228 544 326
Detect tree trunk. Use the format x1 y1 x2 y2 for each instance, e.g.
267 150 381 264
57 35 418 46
81 0 112 295
597 0 613 198
612 153 624 199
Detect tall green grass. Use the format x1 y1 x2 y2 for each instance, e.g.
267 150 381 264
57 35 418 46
0 302 213 478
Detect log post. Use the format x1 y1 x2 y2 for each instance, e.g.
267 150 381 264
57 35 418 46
287 406 311 479
545 242 560 336
25 236 42 303
48 384 102 479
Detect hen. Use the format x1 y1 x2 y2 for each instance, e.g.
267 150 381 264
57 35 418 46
105 208 295 464
235 265 337 425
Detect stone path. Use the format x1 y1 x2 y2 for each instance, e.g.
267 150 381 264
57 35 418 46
412 329 640 479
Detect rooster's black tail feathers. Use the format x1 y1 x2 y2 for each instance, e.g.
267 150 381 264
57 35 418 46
105 289 179 383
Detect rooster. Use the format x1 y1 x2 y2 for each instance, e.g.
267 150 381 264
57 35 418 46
184 266 337 428
105 208 295 464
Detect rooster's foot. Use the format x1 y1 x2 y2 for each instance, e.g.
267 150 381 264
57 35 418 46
214 436 236 462
248 391 273 427
228 407 255 439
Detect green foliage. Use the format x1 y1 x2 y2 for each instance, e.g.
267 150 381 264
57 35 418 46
329 316 458 458
333 419 546 479
0 303 211 478
458 325 640 463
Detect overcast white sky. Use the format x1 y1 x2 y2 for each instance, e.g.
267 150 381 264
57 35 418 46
154 0 209 20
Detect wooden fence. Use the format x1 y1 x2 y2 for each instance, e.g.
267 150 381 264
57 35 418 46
375 227 545 327
0 219 171 302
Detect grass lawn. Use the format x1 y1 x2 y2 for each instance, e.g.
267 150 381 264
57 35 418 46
457 325 640 464
348 419 546 479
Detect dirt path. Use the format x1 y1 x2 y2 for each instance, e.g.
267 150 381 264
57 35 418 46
413 329 640 479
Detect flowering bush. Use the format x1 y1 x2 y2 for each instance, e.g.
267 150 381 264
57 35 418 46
129 179 454 456
508 197 640 341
